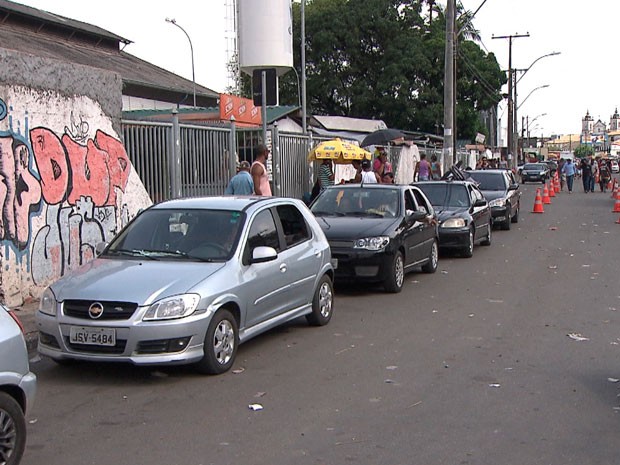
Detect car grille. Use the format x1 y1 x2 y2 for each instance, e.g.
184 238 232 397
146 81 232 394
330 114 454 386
64 337 127 354
63 300 138 320
329 240 354 248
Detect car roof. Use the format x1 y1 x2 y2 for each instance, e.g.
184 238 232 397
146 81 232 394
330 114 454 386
151 196 292 212
323 184 410 191
468 169 507 174
412 179 477 186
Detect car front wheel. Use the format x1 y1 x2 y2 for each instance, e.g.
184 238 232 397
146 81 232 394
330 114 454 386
384 251 405 293
421 240 438 273
0 392 26 465
196 309 238 375
306 275 334 326
511 203 519 223
481 221 492 246
462 227 474 258
501 207 512 230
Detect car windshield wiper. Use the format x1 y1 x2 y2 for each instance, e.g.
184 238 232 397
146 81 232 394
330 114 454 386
155 250 217 262
105 249 159 260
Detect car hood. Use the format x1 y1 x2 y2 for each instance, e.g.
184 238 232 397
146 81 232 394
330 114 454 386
434 207 470 221
479 190 505 201
314 215 399 239
51 258 226 305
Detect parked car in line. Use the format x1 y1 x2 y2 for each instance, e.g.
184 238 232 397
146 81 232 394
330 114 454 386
611 159 619 174
520 162 550 184
310 184 438 293
413 180 492 257
37 196 334 374
0 304 37 465
466 169 521 230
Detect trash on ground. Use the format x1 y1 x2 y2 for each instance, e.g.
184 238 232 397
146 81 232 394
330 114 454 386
567 333 589 341
407 401 422 408
548 265 558 269
487 299 504 303
384 379 396 384
254 392 266 398
29 355 41 363
489 383 501 388
549 226 558 231
608 378 620 383
232 367 245 374
386 365 398 370
28 418 38 424
441 270 448 274
248 403 264 411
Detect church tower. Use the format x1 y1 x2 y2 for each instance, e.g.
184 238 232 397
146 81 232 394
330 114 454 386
581 110 594 142
610 108 620 131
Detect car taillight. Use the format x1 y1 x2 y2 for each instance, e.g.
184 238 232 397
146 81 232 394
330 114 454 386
7 310 25 334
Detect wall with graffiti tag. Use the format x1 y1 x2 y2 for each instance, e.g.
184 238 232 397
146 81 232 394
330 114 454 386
0 85 152 306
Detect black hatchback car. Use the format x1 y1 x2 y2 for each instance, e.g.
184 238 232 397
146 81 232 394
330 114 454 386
466 169 521 230
413 180 492 258
310 184 438 293
520 162 550 183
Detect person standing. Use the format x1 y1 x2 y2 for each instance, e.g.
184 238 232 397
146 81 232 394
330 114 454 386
414 153 432 181
318 159 335 192
225 161 254 195
251 144 272 196
561 158 576 193
361 159 380 183
373 148 389 178
430 154 442 180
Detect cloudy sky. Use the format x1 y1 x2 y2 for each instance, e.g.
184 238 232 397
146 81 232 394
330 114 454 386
14 0 620 137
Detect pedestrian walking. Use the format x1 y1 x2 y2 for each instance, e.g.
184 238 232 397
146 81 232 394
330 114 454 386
318 159 335 192
599 161 611 192
590 157 599 193
580 157 592 193
561 158 576 193
430 154 442 180
224 161 254 195
251 144 272 196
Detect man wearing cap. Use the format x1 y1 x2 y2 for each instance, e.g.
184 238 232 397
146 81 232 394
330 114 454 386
225 160 254 195
360 159 380 183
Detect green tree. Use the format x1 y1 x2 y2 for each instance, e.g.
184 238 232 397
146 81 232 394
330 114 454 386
574 144 594 158
278 0 505 142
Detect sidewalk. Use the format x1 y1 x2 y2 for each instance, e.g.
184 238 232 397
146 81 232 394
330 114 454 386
12 299 39 357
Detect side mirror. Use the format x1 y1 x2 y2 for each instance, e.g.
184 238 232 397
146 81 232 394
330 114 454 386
473 198 487 207
95 242 108 256
250 246 278 264
508 183 519 191
409 210 428 222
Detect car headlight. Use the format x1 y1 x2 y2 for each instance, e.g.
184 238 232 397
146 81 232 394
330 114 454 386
489 198 506 208
441 218 466 228
143 294 200 321
353 236 390 251
39 287 57 316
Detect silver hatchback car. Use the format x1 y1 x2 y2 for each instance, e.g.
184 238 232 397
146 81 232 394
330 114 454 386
0 304 37 465
37 196 335 374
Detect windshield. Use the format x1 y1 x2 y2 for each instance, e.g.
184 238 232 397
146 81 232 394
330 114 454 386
467 172 506 191
105 208 245 261
416 184 470 208
311 187 401 218
524 163 546 170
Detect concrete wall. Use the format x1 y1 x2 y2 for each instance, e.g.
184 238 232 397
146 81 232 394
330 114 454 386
0 49 152 306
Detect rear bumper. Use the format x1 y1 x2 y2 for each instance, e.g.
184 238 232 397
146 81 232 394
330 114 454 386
438 228 469 248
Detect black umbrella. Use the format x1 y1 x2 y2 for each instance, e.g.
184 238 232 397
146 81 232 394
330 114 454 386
361 128 405 148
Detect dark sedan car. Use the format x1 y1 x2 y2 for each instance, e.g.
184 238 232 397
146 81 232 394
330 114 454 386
520 162 550 183
413 180 492 258
466 169 521 230
310 184 438 293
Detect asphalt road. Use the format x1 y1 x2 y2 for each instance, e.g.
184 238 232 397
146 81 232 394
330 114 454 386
23 180 620 465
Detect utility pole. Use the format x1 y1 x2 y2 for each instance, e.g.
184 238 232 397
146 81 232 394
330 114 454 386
492 33 529 168
442 0 455 173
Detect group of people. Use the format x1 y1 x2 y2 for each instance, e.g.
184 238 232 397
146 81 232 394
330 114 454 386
224 144 272 196
413 153 442 181
547 156 613 194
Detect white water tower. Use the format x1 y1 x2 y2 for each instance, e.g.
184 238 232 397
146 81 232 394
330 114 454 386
237 0 293 77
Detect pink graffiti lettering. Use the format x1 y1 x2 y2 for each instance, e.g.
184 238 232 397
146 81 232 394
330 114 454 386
29 128 68 205
94 130 130 204
62 135 110 206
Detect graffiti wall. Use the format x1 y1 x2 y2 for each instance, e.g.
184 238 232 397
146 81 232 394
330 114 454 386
0 86 152 306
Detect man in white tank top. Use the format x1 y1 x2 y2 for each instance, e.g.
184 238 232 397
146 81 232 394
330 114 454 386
360 159 380 183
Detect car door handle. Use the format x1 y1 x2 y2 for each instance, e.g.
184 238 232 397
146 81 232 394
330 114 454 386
314 249 322 258
280 263 287 273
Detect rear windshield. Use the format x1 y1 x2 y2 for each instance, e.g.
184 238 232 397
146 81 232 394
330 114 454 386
524 163 546 170
467 172 506 191
416 184 470 208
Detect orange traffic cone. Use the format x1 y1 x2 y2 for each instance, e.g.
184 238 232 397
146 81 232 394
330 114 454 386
542 184 551 204
613 195 620 213
532 188 544 213
548 180 556 198
611 179 618 198
555 174 561 193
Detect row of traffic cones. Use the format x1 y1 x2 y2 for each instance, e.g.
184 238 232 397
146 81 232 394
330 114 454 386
532 173 561 213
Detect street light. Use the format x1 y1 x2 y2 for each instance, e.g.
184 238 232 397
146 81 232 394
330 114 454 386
516 51 561 85
518 84 549 111
165 18 196 107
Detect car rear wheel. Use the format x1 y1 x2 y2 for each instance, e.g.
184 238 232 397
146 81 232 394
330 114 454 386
306 275 334 326
421 240 438 273
481 221 492 246
196 309 238 375
384 251 404 293
462 227 474 258
0 392 26 465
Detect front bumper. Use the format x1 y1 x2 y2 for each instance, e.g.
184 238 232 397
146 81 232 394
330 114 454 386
36 310 211 366
490 206 508 224
19 371 37 413
330 247 393 282
522 173 546 182
437 227 470 249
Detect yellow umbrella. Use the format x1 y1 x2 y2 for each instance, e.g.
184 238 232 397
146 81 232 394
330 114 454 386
308 138 372 164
